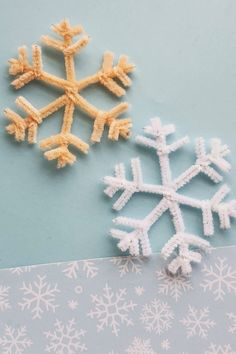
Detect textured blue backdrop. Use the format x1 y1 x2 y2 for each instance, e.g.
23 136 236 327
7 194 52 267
0 0 236 268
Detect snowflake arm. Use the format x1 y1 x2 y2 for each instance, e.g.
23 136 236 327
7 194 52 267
227 312 236 333
0 326 32 354
18 275 59 319
0 286 11 311
5 19 135 168
104 118 236 274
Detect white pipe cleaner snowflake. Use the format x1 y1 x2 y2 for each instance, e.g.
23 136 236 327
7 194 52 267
104 118 236 274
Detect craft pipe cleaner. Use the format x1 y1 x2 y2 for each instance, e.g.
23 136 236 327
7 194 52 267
5 19 135 168
104 118 236 275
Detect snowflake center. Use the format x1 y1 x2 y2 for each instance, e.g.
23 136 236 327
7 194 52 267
107 303 118 314
163 187 176 202
60 336 71 347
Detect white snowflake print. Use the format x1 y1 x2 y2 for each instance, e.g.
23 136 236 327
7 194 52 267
10 266 33 275
201 257 236 301
104 118 236 274
140 298 174 335
74 285 83 295
88 283 137 336
0 325 32 354
0 286 11 312
134 286 145 296
68 300 79 310
110 256 143 277
18 275 60 319
161 339 170 351
227 313 236 334
63 262 79 279
45 319 86 353
126 337 156 354
180 306 215 338
156 268 193 302
205 343 235 354
82 261 98 278
62 260 98 279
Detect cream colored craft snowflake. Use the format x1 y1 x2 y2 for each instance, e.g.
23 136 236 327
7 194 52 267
5 19 135 168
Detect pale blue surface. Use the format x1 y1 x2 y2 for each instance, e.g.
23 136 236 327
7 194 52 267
0 0 236 268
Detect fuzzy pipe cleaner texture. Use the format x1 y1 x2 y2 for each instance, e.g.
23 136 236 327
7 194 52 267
104 118 236 275
5 19 135 168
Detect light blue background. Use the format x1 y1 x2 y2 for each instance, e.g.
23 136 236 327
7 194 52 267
0 0 236 268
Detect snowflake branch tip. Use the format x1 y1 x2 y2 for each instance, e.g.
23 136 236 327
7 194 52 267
91 102 131 143
6 19 134 167
10 45 43 89
144 118 175 137
51 19 84 37
104 158 143 210
110 227 151 257
211 184 236 229
9 46 29 75
40 133 89 168
4 108 26 142
98 51 135 97
136 118 189 154
195 137 231 182
161 233 210 275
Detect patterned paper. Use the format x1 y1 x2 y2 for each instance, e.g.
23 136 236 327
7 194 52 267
0 247 235 353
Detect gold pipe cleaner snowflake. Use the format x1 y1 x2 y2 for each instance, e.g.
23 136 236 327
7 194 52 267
5 19 135 168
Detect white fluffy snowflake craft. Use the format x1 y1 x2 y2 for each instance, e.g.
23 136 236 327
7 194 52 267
104 118 236 274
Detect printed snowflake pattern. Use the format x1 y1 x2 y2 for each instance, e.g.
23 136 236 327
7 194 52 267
88 283 136 336
205 343 235 354
161 339 171 351
126 337 156 354
45 319 86 353
0 286 11 311
180 306 215 338
0 325 32 354
134 286 145 296
110 256 143 277
156 268 193 302
201 257 236 301
104 118 236 274
68 300 79 310
140 298 174 335
62 260 98 279
10 266 33 275
5 19 134 168
227 313 236 334
0 247 235 352
18 275 59 319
